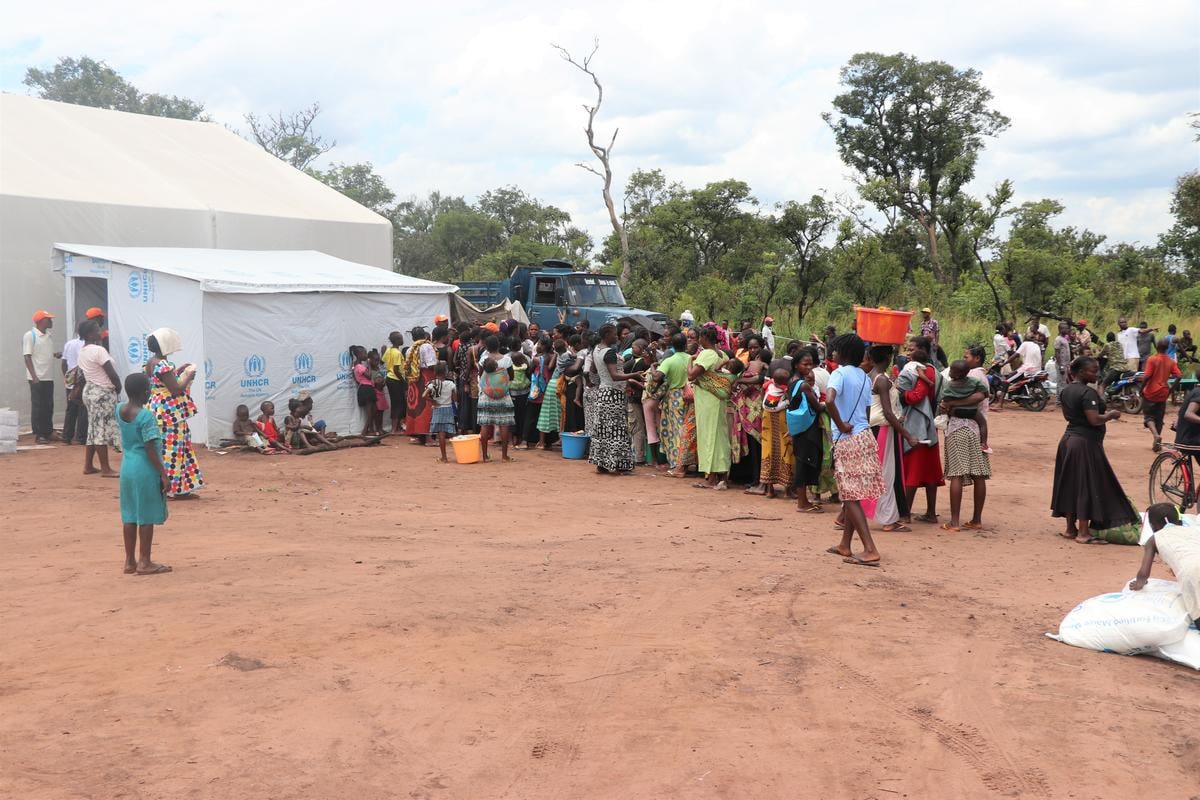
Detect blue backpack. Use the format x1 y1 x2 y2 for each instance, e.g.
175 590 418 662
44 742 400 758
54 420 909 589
785 381 816 435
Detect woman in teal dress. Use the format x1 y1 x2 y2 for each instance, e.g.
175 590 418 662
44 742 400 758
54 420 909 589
118 373 171 575
688 326 733 489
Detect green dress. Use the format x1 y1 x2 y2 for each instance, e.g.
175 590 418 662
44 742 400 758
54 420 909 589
118 407 168 525
693 348 732 474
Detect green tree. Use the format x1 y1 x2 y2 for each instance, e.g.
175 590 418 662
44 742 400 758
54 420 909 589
245 103 334 171
773 195 837 327
308 162 395 215
432 209 503 280
833 221 903 306
1160 170 1200 280
824 52 1010 281
24 56 207 120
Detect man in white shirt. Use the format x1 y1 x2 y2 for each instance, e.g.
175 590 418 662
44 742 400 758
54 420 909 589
60 321 88 445
760 316 776 354
1116 317 1141 373
995 337 1043 410
22 309 61 443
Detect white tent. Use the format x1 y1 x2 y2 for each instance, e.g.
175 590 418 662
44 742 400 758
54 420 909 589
0 93 393 424
53 244 457 447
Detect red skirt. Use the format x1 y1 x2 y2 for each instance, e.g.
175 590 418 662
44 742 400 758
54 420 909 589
405 366 436 435
902 442 944 488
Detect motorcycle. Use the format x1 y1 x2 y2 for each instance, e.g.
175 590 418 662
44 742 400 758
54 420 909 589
988 358 1050 412
1104 370 1144 415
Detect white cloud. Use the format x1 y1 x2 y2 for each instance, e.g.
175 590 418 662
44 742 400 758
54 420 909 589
2 0 1196 252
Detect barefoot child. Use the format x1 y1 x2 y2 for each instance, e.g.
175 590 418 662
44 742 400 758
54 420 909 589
285 398 314 449
425 362 457 461
117 373 171 575
232 404 267 450
478 357 515 462
939 359 990 453
256 401 289 450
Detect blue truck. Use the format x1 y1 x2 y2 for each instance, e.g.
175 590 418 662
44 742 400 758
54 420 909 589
457 260 668 332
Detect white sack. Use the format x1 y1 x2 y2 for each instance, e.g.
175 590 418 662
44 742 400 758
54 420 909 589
1051 579 1191 655
1154 627 1200 670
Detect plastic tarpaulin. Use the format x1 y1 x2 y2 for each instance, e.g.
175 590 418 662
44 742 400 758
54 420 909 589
202 291 446 444
450 295 530 325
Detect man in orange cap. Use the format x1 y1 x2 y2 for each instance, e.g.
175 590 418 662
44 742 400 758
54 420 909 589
23 310 62 443
484 321 500 333
85 306 110 346
434 313 449 326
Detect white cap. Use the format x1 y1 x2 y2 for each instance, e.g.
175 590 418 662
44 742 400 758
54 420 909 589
680 310 695 322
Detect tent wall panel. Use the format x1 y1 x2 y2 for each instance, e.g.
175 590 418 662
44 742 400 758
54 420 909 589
202 291 446 446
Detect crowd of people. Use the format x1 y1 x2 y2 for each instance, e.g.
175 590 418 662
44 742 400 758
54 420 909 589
17 303 1200 576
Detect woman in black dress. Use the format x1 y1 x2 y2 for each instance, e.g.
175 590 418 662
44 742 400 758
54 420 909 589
1050 356 1137 544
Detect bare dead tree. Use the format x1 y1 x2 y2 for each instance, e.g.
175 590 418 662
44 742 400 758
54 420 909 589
551 40 631 284
244 102 335 171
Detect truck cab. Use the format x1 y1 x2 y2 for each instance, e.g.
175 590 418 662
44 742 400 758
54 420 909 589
458 260 667 332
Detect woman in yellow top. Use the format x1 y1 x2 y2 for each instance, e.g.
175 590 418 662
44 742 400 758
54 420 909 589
689 326 733 490
383 331 407 434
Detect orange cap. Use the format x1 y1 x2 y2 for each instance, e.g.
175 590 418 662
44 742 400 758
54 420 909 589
85 307 105 319
484 322 500 332
32 310 54 322
434 314 449 324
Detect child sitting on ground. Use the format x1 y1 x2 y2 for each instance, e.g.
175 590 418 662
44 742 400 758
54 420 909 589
297 396 334 444
424 362 458 462
284 398 313 449
938 359 991 453
232 404 267 450
256 401 289 450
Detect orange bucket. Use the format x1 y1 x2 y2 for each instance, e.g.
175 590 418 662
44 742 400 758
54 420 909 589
854 306 914 345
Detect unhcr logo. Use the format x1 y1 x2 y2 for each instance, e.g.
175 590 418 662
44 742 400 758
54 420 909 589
338 351 353 370
127 335 145 364
204 358 217 400
244 354 267 378
127 269 155 303
292 352 317 386
240 354 270 392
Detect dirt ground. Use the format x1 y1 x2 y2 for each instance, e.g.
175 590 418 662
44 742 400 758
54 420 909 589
2 407 1198 800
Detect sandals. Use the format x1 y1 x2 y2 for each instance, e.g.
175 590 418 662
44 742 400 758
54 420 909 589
797 504 825 513
881 523 911 532
940 523 961 532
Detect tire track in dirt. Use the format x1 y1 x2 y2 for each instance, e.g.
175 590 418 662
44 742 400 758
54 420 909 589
785 587 1052 798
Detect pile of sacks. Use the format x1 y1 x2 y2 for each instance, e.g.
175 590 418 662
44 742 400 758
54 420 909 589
1048 578 1200 669
0 408 16 455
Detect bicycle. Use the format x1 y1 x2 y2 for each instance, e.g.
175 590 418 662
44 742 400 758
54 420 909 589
1148 442 1200 511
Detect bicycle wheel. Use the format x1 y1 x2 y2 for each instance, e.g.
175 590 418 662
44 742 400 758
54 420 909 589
1025 387 1048 412
1149 452 1193 509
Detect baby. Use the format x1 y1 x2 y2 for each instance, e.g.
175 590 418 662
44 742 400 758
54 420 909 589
939 359 990 453
762 367 790 410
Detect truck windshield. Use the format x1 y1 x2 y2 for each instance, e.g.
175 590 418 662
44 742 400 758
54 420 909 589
566 275 626 307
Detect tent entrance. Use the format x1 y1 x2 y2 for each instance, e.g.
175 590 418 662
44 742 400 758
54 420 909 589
71 276 108 331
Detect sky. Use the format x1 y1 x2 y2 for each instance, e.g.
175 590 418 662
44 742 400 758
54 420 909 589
2 0 1197 252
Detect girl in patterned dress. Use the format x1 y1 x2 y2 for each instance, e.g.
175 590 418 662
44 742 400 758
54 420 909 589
144 328 204 499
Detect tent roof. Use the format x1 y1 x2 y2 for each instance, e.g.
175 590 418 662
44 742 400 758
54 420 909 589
54 243 458 295
0 94 388 226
